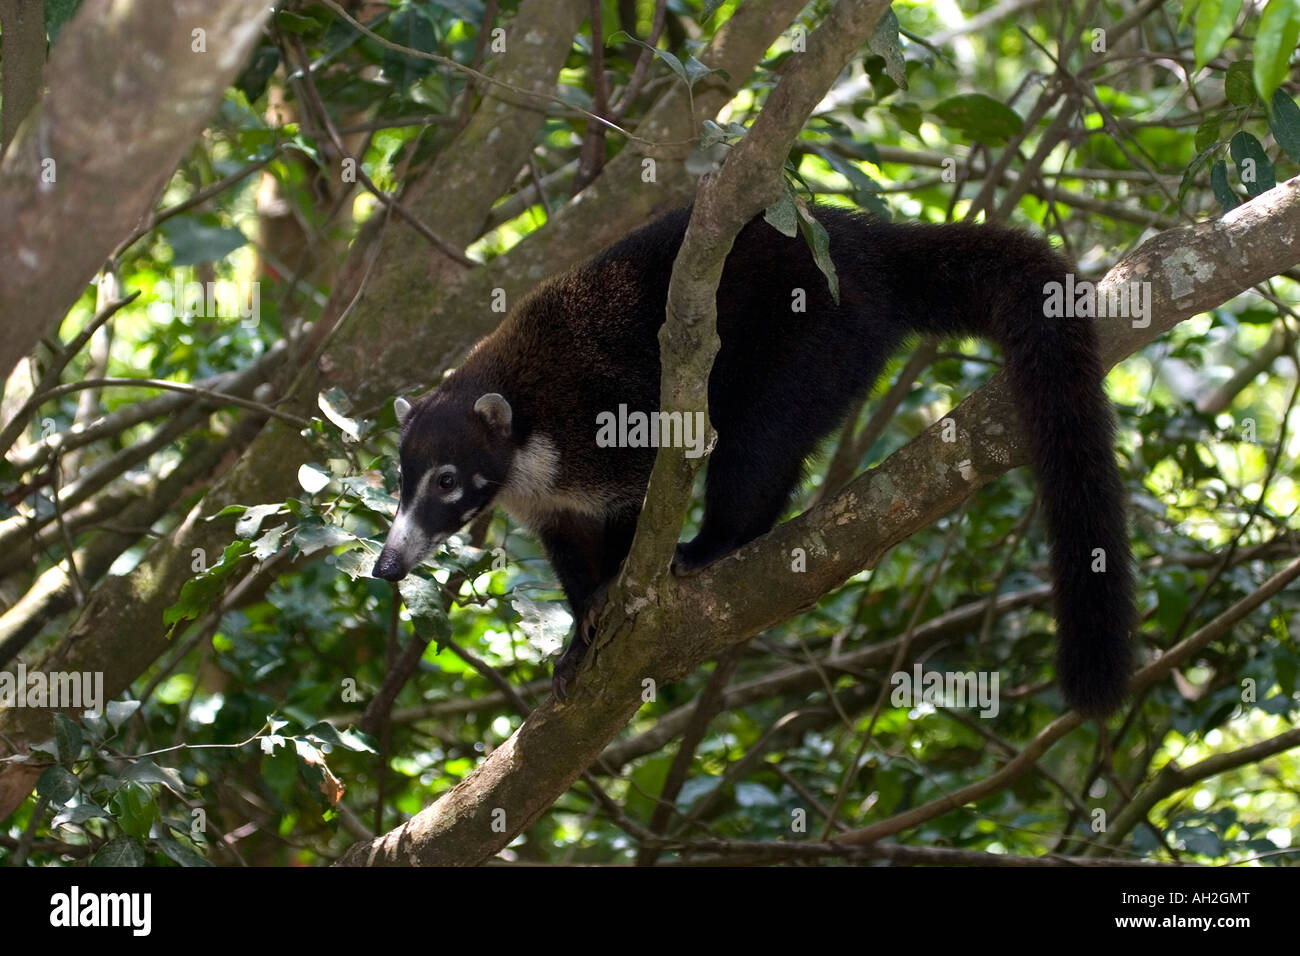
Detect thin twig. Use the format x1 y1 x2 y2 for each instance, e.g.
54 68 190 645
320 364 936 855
28 377 310 427
287 38 476 269
0 291 141 455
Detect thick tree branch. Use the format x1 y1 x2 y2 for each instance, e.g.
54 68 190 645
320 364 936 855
1096 727 1300 852
0 0 273 381
0 0 46 156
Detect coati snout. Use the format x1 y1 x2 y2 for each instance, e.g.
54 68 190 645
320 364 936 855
371 392 514 581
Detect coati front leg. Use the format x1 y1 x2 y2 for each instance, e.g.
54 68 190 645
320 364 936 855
540 509 639 700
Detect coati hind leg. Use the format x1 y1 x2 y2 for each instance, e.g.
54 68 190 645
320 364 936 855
672 426 810 575
541 509 639 700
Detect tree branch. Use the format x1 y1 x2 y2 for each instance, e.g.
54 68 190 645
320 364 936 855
0 0 274 381
335 171 1300 865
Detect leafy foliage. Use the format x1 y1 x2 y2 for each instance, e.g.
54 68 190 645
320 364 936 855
3 0 1298 868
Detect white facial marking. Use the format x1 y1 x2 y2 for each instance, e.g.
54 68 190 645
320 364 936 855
413 470 436 501
430 464 462 503
472 473 489 489
461 506 481 524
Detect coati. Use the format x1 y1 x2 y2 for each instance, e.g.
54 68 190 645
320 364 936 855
373 205 1135 716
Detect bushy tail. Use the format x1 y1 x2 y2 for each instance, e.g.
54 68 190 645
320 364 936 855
875 221 1136 715
998 286 1135 716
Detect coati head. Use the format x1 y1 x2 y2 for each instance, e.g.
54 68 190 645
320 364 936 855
371 392 514 581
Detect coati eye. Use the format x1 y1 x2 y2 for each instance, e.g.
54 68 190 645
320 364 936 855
438 473 457 490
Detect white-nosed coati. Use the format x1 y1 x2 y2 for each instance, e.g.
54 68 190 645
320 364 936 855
373 205 1135 715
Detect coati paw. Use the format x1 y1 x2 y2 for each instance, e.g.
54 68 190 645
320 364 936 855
671 540 714 577
581 582 610 641
551 585 610 702
552 654 579 702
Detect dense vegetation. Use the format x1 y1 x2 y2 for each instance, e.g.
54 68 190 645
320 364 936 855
0 0 1297 867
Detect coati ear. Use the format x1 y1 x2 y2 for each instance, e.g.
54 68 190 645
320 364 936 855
394 396 413 424
473 393 512 436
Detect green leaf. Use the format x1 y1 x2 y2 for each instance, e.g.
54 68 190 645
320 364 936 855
682 55 726 89
1254 0 1300 103
399 575 453 644
763 188 799 238
1229 130 1275 196
234 503 284 538
796 203 840 305
292 515 354 556
90 836 147 867
735 781 779 807
340 475 398 517
1274 648 1298 697
1194 117 1222 153
275 9 323 35
1154 570 1191 635
154 834 212 867
814 146 889 216
303 721 377 753
1177 825 1224 857
251 523 287 561
236 45 281 103
209 504 249 519
160 215 248 267
383 5 438 86
699 119 728 149
54 713 82 768
37 766 80 805
1194 0 1243 70
122 757 189 796
866 7 907 90
889 102 924 138
511 592 570 657
930 94 1024 143
1224 59 1255 106
163 540 252 626
1210 159 1241 210
1267 89 1300 162
1178 144 1218 208
331 547 377 580
610 32 688 84
51 801 110 829
110 780 158 839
